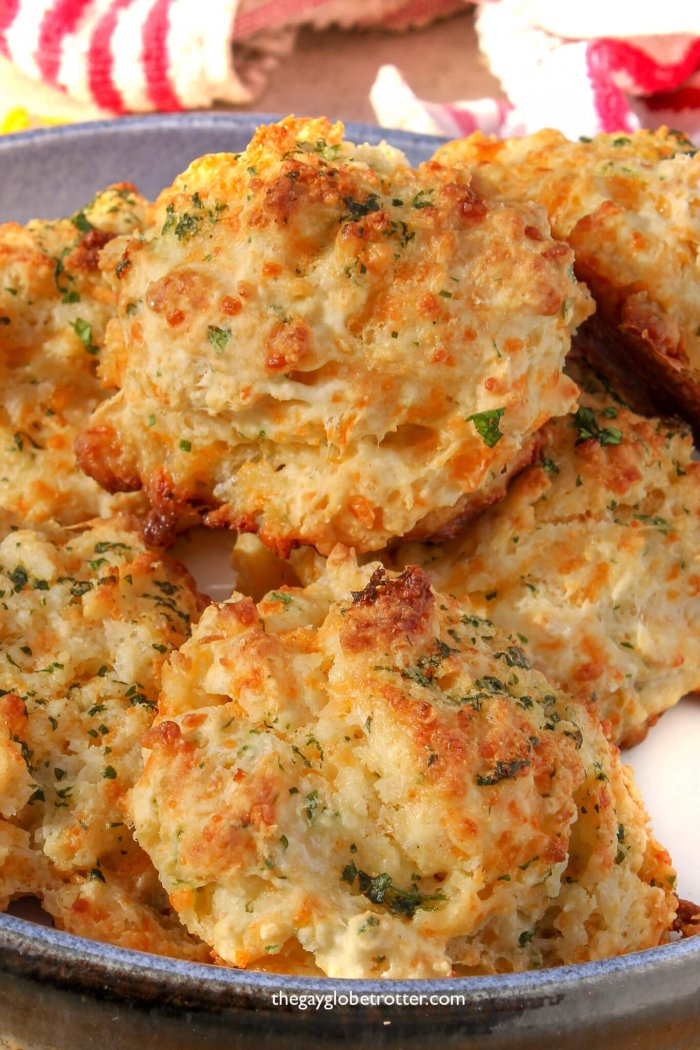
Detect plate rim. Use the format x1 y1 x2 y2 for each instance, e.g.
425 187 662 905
2 908 699 1006
0 109 449 156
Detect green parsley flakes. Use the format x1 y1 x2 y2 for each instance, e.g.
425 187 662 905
207 326 231 354
70 318 99 355
467 408 505 448
571 406 622 447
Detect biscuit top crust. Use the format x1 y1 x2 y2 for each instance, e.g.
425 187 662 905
130 548 675 979
79 116 591 553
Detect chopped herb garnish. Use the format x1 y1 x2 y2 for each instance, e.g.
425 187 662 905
53 248 80 302
207 325 231 354
341 193 381 220
476 758 530 786
8 566 28 592
494 646 531 670
304 790 321 820
71 210 95 233
412 190 433 209
571 406 623 447
468 407 505 448
174 213 200 240
342 864 446 919
155 580 179 596
94 541 132 554
128 692 157 710
161 204 176 234
70 580 93 598
633 513 669 535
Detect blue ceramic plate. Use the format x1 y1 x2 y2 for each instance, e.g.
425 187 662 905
0 113 698 1050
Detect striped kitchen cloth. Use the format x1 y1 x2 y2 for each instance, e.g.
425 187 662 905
0 0 464 115
372 0 700 141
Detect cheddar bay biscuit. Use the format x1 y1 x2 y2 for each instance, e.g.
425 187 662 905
0 185 151 527
130 548 675 979
0 517 209 959
434 128 700 430
78 116 591 553
393 360 700 746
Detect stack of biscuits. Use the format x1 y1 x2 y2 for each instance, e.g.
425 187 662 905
1 116 698 978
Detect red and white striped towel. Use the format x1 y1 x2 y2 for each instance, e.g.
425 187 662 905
372 0 700 141
0 0 464 114
5 0 700 140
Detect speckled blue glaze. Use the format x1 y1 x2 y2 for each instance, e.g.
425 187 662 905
0 114 698 1050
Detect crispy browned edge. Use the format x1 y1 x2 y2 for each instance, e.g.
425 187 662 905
673 899 700 939
572 314 700 442
76 425 543 554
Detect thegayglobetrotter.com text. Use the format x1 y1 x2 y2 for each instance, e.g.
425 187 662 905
271 990 467 1010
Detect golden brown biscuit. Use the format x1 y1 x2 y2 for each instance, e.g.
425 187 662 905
392 359 700 747
77 116 592 554
0 517 209 959
0 185 149 527
434 128 700 431
130 548 675 978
